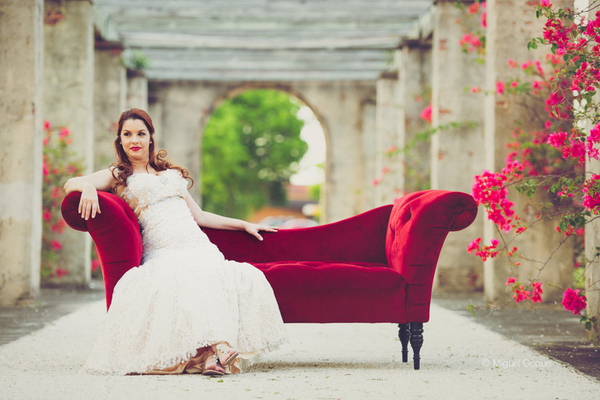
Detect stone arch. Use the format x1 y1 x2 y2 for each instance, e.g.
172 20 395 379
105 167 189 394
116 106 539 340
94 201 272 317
197 83 331 221
154 79 376 223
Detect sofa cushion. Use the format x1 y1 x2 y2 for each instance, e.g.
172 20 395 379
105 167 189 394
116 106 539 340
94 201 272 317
252 261 407 324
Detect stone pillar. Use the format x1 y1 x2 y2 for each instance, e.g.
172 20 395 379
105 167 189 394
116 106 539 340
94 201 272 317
159 81 206 203
402 43 432 193
483 0 574 302
94 44 126 168
43 0 94 286
375 62 405 206
431 1 485 292
586 155 600 340
360 100 377 212
127 70 148 111
0 0 43 304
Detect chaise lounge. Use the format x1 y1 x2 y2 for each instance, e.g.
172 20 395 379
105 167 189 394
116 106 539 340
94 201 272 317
62 189 477 369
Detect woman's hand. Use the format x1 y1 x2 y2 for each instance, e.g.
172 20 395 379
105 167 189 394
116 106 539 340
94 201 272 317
78 182 101 220
243 222 278 241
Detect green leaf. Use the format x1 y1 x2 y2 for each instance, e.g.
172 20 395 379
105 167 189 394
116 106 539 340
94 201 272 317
467 304 476 317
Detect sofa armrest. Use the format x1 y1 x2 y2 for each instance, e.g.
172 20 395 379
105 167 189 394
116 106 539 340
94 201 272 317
385 190 477 321
61 191 143 310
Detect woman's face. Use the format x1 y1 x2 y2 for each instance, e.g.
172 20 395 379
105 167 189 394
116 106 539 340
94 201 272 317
120 118 151 163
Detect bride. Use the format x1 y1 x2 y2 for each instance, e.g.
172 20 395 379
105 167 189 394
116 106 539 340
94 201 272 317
64 108 287 376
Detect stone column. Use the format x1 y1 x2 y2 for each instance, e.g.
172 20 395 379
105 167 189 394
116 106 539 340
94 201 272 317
581 0 600 342
586 154 600 340
127 70 148 111
95 44 126 168
360 100 377 212
375 60 405 206
402 43 432 194
483 0 574 302
0 0 43 304
43 0 94 286
431 1 485 292
158 81 207 203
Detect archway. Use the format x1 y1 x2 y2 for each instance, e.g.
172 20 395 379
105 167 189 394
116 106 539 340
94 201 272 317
199 86 328 224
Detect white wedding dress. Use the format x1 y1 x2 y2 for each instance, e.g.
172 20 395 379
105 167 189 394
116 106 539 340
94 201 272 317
84 169 287 375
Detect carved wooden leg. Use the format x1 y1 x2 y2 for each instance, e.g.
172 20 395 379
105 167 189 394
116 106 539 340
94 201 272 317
409 322 424 370
398 323 410 362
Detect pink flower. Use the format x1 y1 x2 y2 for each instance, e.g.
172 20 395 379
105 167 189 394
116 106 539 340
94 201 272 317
372 179 380 187
467 237 481 254
541 0 552 7
510 81 518 88
43 137 49 145
381 166 390 175
467 3 479 14
513 286 530 303
44 121 50 130
490 239 499 247
59 128 70 139
420 104 432 124
43 160 49 177
562 288 586 315
385 145 397 154
91 260 101 272
51 240 62 251
43 210 52 221
496 81 505 95
55 268 69 278
546 131 567 148
506 277 516 286
531 282 543 303
508 59 519 68
481 11 487 28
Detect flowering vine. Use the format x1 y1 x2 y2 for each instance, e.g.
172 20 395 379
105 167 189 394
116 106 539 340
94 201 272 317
42 122 84 280
463 1 600 337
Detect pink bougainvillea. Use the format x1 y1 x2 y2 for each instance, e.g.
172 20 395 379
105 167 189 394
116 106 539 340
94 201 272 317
562 288 587 315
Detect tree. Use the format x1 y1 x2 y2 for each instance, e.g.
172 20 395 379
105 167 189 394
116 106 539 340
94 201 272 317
201 89 308 219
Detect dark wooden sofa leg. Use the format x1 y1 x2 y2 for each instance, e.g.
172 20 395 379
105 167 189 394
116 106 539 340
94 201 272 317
409 322 424 370
398 323 410 362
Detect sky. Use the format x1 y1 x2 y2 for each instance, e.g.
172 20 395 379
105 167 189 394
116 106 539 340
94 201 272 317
290 106 326 186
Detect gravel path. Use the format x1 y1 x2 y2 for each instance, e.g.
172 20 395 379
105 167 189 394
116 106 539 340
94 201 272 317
1 300 598 400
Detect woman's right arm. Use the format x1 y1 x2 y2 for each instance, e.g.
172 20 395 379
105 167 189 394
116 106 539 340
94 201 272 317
63 169 116 220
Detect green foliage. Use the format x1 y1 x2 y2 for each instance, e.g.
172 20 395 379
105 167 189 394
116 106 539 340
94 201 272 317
122 50 151 71
201 89 308 219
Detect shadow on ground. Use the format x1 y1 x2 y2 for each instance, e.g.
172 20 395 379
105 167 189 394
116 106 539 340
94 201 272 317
432 292 600 381
0 281 104 346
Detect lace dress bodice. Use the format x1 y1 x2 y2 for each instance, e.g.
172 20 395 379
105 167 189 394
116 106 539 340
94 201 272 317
121 169 223 263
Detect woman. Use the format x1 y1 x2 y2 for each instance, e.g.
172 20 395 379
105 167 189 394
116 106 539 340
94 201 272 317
64 108 287 376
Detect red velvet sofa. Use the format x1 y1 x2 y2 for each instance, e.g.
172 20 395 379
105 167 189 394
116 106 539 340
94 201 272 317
62 189 477 370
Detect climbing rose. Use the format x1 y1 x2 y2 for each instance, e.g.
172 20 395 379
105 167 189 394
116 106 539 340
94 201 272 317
562 288 586 315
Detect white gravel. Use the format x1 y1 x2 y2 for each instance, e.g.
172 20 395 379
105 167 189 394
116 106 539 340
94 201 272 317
1 300 598 400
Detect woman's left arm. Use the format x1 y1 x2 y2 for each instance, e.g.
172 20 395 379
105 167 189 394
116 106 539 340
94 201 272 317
184 192 277 241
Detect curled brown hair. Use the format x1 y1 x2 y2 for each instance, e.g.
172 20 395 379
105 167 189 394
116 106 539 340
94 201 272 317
110 108 193 193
